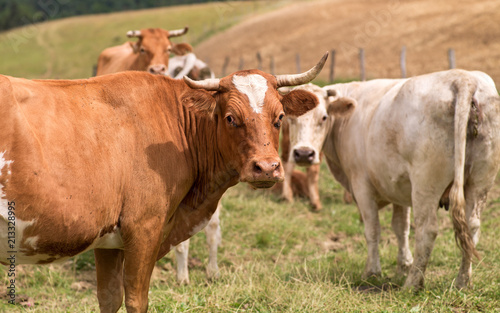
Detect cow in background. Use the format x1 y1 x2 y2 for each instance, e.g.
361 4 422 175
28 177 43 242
287 70 500 290
96 27 189 76
279 84 353 212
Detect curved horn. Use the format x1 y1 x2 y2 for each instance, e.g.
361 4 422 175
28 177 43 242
275 52 329 87
168 26 189 38
183 76 220 91
126 30 142 38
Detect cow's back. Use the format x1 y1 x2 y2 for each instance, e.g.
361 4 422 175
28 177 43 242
96 42 135 75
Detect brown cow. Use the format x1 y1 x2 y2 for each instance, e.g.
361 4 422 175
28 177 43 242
96 27 190 76
0 53 328 312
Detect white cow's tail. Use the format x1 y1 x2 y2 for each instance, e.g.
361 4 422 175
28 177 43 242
449 74 480 261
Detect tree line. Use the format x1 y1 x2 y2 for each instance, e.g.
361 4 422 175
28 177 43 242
0 0 221 32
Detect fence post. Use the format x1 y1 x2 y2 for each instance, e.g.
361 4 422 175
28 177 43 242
359 48 366 81
256 52 263 71
221 56 230 77
400 46 407 78
329 49 336 83
296 53 301 74
238 57 244 71
270 56 275 76
448 48 456 69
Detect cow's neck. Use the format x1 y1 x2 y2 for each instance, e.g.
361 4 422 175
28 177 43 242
156 91 239 258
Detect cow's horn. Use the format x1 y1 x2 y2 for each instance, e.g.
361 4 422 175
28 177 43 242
168 26 189 38
183 76 220 91
126 30 142 38
275 52 329 87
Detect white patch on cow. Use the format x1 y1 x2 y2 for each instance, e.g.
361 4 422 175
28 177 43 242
87 225 124 250
24 235 39 249
189 218 210 237
232 74 268 114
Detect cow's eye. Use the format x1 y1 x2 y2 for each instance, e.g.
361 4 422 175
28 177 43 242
322 115 328 122
274 113 285 129
140 47 146 54
226 115 237 127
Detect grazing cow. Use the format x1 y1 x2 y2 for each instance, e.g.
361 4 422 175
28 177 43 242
288 70 500 290
0 53 327 312
96 27 190 76
168 52 215 81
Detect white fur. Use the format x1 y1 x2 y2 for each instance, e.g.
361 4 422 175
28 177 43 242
232 74 268 114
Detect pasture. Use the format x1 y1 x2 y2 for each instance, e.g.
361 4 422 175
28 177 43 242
2 160 500 312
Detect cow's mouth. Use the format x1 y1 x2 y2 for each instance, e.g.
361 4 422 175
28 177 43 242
248 181 278 189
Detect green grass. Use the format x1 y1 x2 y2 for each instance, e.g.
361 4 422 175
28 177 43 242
0 1 290 79
2 161 500 312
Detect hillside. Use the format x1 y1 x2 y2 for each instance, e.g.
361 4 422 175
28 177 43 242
0 1 289 79
196 0 500 85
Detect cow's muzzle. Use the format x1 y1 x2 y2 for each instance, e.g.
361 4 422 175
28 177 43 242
293 147 315 166
241 156 283 188
148 64 167 75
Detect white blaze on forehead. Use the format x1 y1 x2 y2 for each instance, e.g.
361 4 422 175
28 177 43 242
232 74 268 113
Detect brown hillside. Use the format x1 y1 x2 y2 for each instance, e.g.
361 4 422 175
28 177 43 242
195 0 500 85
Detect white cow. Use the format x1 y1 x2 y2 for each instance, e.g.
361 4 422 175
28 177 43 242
174 201 222 284
168 53 215 80
286 70 500 290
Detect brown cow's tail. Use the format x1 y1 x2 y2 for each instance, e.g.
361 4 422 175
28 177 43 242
449 74 480 261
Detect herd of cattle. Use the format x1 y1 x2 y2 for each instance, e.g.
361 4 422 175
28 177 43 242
1 26 500 312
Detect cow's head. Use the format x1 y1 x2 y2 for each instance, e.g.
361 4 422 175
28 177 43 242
126 27 191 75
285 84 356 166
181 53 330 188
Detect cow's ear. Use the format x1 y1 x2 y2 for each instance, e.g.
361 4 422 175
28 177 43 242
181 89 216 117
281 89 318 117
327 96 356 116
171 43 193 56
129 42 139 54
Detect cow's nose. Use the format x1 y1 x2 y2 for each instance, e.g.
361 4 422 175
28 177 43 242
251 157 282 186
148 64 166 75
293 148 315 165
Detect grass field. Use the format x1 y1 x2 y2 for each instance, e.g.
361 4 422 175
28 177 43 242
0 1 290 79
2 160 500 312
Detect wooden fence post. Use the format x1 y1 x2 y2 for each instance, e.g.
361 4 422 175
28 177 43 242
256 52 263 71
400 46 407 78
221 56 230 77
296 53 301 74
329 49 336 83
359 48 366 81
270 56 275 76
448 48 456 69
238 57 244 71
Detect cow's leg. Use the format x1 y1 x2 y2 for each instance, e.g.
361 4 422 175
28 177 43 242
391 204 413 276
404 193 439 290
282 161 295 203
455 189 487 289
307 163 322 211
175 239 190 284
352 182 382 278
121 227 162 313
205 201 222 280
95 249 124 313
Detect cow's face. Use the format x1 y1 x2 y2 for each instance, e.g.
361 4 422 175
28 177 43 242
181 53 330 188
127 27 190 75
286 84 356 166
